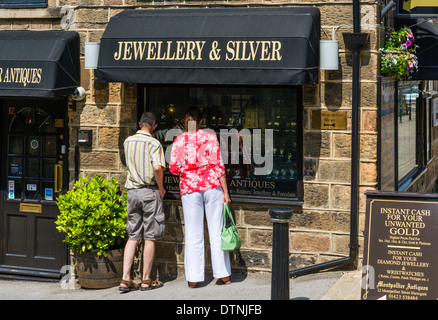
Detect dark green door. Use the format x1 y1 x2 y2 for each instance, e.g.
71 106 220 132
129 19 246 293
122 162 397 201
0 98 68 278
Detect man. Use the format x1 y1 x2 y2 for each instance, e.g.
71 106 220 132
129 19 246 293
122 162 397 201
119 112 166 292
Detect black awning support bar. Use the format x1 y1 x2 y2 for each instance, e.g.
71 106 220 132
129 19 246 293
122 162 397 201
289 0 361 278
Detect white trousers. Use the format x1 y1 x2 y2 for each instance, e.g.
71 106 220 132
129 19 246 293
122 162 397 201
181 187 231 282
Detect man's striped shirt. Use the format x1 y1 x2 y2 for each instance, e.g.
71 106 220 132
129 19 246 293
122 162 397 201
124 130 165 189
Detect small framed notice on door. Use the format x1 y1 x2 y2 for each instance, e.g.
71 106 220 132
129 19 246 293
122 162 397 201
26 184 37 191
8 180 14 199
45 188 53 201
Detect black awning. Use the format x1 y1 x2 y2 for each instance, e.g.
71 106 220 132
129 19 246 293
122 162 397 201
0 30 80 98
97 7 320 85
411 21 438 80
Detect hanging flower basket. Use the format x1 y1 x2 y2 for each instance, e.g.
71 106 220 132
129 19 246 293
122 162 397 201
380 26 418 80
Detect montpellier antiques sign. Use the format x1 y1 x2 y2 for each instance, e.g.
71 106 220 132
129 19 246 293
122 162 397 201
362 191 438 300
0 31 80 98
0 67 43 87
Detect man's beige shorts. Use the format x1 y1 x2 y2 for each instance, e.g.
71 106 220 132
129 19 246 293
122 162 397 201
126 187 165 241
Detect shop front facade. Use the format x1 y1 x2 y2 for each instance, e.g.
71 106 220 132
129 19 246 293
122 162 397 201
0 23 80 278
1 0 438 280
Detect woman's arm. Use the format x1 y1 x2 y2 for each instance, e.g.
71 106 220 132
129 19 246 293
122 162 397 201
220 176 231 205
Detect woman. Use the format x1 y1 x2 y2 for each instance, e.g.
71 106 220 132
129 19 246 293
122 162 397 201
170 107 231 288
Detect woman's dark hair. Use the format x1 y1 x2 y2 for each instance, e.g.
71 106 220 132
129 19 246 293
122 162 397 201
184 106 203 124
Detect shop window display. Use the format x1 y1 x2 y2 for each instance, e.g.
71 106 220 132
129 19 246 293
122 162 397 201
142 86 302 203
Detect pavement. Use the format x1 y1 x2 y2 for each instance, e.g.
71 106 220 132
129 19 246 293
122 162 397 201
0 269 361 301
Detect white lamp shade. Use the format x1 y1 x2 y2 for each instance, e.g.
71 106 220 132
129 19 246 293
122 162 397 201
320 40 339 70
85 42 100 69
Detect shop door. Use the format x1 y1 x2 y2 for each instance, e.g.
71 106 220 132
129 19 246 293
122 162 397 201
0 99 68 278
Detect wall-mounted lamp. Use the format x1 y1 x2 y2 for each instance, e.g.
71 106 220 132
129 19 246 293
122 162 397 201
84 42 100 69
320 39 339 70
320 27 340 70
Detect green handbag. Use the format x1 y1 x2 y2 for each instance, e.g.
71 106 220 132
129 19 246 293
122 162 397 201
221 203 241 251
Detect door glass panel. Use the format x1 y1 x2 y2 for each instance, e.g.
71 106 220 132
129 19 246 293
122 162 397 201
34 109 48 126
22 109 34 127
42 158 56 178
9 136 23 154
40 117 55 133
42 136 56 156
34 107 56 133
10 116 25 133
25 158 39 178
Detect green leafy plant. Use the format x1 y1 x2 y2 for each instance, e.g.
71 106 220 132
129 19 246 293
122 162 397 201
55 176 127 256
380 26 418 80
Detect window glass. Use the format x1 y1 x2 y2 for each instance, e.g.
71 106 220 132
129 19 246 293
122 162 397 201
398 81 419 181
0 0 47 8
9 136 23 154
42 136 57 156
146 86 301 202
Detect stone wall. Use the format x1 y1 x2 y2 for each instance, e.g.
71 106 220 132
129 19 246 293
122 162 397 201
302 2 381 273
0 0 383 278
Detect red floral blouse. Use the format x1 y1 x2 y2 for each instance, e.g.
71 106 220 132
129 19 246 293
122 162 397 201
169 129 225 195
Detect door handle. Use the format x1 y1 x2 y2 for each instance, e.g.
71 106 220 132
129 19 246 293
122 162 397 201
54 164 63 193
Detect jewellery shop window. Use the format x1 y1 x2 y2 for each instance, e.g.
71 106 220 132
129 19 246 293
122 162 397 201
141 86 303 204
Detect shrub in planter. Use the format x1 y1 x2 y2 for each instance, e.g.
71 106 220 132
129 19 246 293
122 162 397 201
55 176 127 288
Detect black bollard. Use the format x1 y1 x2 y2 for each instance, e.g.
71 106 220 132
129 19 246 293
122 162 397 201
269 207 293 300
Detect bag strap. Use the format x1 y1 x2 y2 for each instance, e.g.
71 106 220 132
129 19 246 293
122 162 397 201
223 203 236 227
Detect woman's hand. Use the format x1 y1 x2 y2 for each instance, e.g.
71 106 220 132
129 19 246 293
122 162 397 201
224 192 231 206
220 176 231 206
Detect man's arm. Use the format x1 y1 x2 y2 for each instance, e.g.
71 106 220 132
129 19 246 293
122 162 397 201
154 165 166 199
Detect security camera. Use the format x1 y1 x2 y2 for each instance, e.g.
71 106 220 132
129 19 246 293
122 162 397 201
71 86 86 101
